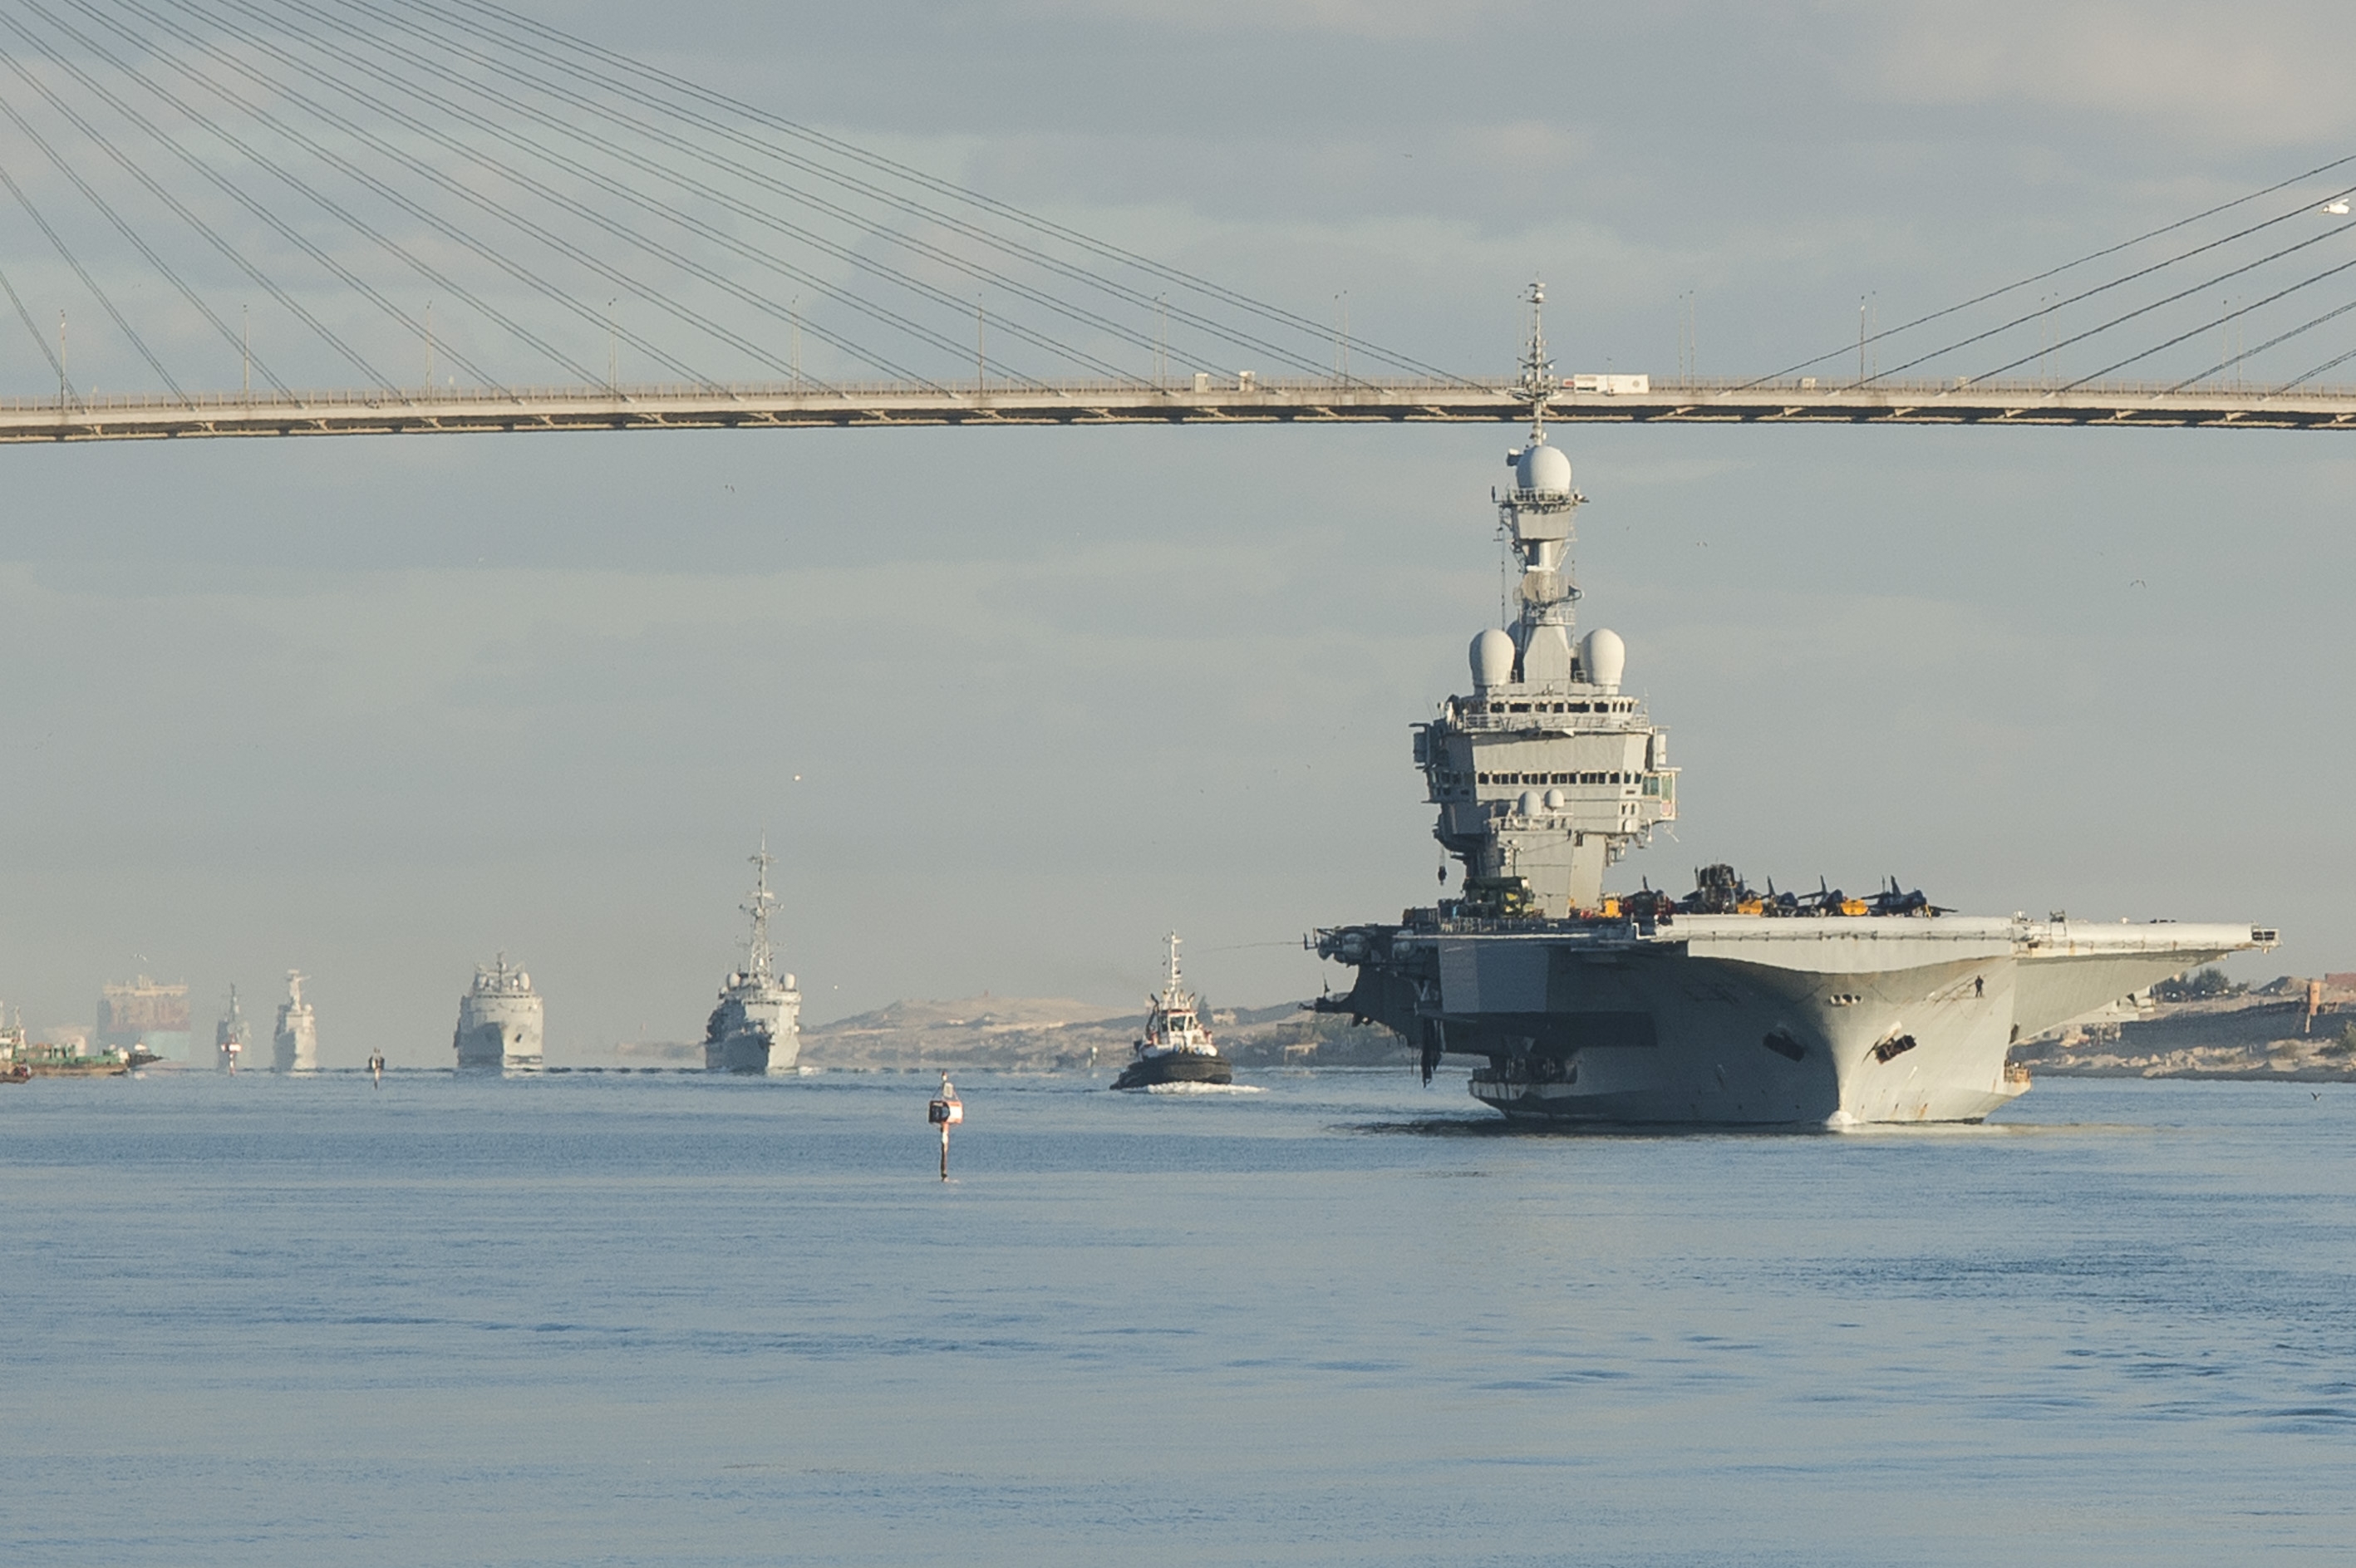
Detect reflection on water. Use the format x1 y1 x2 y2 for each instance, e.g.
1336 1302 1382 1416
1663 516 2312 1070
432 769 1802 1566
2 1070 2351 1566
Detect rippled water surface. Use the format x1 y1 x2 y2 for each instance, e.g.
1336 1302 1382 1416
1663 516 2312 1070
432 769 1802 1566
4 1069 2353 1566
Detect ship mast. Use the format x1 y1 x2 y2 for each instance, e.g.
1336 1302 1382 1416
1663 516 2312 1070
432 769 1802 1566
743 835 779 981
1517 278 1554 442
1163 930 1183 1003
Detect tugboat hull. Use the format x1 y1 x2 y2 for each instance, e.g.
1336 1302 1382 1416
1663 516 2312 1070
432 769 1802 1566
1113 1052 1233 1091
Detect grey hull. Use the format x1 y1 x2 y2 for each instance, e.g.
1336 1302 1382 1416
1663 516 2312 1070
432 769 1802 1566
705 1029 800 1075
1321 914 2271 1127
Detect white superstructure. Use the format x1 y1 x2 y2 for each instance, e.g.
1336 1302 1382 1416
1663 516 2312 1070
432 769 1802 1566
454 955 544 1071
1313 288 2275 1126
704 839 802 1074
273 971 317 1073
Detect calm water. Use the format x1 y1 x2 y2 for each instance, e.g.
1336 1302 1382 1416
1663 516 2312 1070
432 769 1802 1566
3 1069 2352 1566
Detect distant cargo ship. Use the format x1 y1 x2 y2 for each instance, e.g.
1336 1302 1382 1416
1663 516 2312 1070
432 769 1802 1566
98 975 191 1064
273 971 317 1073
704 840 801 1074
454 955 544 1071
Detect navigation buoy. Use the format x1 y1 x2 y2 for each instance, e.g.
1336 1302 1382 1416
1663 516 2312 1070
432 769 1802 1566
928 1072 963 1180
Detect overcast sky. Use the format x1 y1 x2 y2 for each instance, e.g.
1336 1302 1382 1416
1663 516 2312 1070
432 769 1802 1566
3 2 2354 1061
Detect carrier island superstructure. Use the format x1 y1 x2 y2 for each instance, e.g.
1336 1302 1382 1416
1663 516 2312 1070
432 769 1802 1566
1312 291 2274 1126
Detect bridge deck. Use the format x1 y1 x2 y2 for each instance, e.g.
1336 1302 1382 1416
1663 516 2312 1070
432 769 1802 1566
4 376 2354 442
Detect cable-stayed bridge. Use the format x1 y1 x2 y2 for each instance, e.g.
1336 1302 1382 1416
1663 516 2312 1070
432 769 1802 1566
7 0 2356 441
9 376 2356 445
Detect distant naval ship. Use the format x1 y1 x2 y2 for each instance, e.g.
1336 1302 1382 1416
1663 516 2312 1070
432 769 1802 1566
704 840 801 1074
215 985 248 1072
272 971 317 1073
1313 289 2274 1126
454 955 544 1071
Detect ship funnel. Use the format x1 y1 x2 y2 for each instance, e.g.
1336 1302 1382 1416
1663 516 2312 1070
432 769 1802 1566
1580 627 1626 691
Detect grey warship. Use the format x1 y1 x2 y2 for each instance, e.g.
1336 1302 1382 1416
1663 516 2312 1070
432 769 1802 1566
272 971 317 1073
215 984 249 1073
1312 289 2275 1126
454 955 544 1071
704 840 802 1074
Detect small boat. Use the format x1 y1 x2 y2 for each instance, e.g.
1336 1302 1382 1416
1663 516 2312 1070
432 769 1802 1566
1113 933 1233 1091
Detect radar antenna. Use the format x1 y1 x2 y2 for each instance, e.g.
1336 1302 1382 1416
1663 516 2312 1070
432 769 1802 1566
1517 280 1556 440
742 834 779 981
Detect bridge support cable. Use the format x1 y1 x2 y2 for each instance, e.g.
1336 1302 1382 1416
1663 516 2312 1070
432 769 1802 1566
1885 214 2356 389
2168 293 2356 392
0 42 293 395
96 0 977 389
0 0 1462 399
0 154 172 399
339 0 1457 386
1749 154 2356 390
200 0 1120 389
12 0 470 392
50 0 664 390
2053 252 2356 389
123 0 911 390
0 256 66 390
262 0 1191 387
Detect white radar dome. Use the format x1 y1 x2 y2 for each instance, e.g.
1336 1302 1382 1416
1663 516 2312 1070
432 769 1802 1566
1518 789 1544 817
1516 441 1573 495
1580 627 1626 692
1470 627 1515 690
1543 788 1566 809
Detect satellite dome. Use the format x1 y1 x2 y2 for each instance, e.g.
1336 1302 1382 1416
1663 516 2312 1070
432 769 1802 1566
1580 627 1626 692
1544 788 1566 809
783 973 797 990
1516 441 1572 496
1470 627 1515 690
1518 789 1544 817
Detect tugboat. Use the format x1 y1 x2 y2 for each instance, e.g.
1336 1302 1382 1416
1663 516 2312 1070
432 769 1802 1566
1113 933 1233 1091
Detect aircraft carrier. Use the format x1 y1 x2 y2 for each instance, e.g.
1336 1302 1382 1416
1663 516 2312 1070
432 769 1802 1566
1312 291 2275 1126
